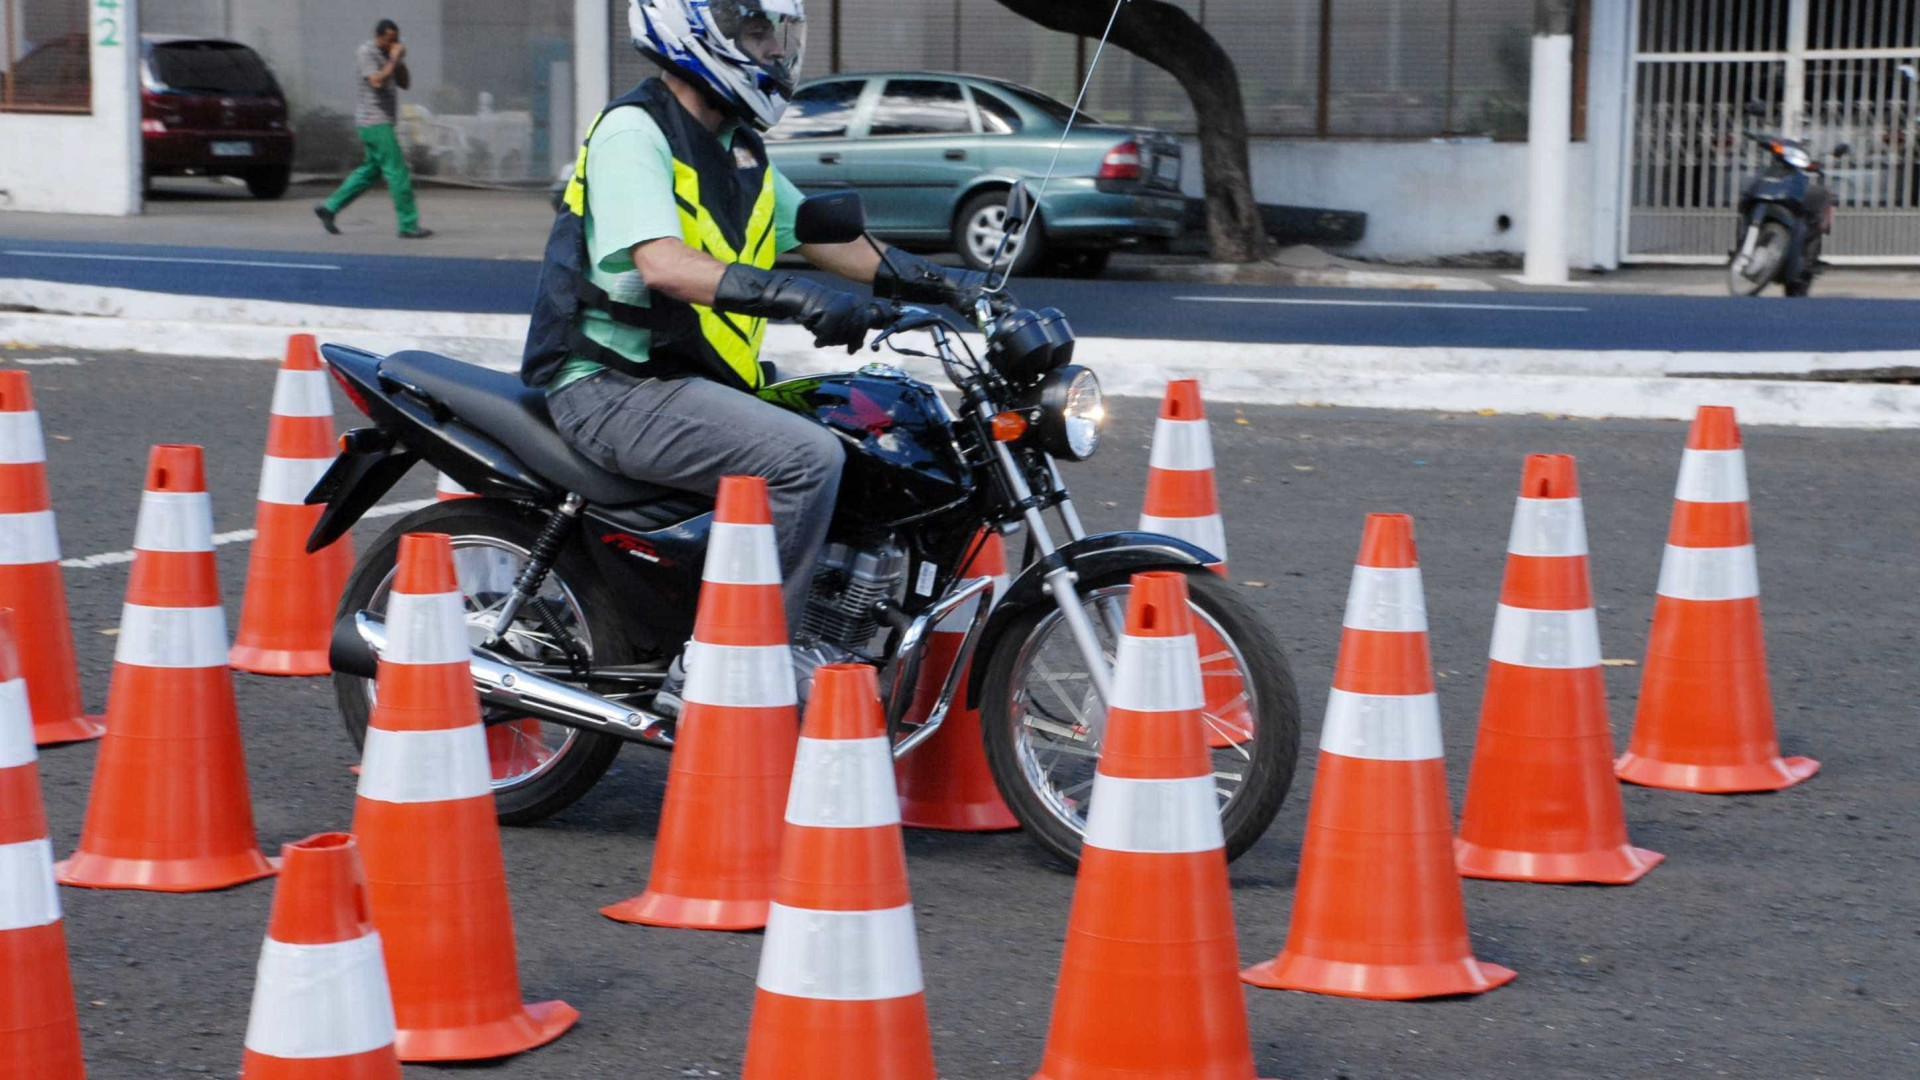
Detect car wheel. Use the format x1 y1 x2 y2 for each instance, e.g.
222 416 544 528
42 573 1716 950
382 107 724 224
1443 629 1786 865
954 189 1044 275
246 165 292 200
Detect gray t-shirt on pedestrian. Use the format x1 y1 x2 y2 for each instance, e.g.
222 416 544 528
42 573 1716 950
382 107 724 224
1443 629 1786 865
355 41 397 128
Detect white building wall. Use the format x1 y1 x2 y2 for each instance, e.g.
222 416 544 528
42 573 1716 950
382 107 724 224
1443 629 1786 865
0 0 143 215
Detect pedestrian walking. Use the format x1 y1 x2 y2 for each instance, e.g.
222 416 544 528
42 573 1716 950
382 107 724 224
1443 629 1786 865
315 18 432 239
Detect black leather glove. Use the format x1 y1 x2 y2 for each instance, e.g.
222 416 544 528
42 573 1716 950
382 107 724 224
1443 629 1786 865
873 250 990 316
713 265 885 353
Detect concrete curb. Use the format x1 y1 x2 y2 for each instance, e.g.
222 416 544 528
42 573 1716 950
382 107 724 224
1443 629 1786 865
1110 261 1496 292
5 279 1917 429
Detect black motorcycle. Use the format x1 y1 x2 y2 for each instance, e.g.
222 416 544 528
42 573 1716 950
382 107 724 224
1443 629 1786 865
1728 113 1847 298
304 185 1300 865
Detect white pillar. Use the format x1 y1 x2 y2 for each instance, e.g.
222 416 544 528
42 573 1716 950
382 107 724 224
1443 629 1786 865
110 0 144 216
1585 0 1634 271
573 0 611 146
1783 0 1809 137
1521 30 1574 285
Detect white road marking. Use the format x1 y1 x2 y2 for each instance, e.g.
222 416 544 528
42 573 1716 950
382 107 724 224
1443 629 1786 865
12 356 79 366
3 250 342 272
60 498 434 570
1175 295 1590 313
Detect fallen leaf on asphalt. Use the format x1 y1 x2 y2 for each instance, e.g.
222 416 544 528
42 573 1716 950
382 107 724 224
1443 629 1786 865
51 434 71 441
1291 464 1314 472
98 627 120 636
1242 580 1268 588
1601 658 1638 666
1477 408 1498 416
1234 417 1250 425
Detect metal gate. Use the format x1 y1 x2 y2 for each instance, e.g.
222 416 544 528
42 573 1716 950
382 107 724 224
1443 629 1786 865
1624 0 1920 263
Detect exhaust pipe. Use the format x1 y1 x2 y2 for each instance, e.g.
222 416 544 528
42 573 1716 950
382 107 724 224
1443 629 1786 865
332 612 674 748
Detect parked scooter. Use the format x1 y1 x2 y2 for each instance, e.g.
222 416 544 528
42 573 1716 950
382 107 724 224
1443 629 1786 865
1728 103 1847 298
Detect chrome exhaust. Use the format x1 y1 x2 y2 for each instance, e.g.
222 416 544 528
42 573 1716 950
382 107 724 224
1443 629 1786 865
335 612 674 748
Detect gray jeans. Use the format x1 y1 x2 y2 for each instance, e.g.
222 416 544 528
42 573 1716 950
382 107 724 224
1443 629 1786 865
547 370 842 626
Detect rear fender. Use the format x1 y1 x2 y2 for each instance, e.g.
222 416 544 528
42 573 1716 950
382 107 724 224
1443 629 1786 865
964 530 1215 708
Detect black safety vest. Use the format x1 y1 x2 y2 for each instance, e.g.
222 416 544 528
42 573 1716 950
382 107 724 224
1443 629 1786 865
521 79 778 390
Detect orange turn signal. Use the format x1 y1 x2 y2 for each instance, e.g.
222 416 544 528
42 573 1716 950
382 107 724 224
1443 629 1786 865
991 412 1029 442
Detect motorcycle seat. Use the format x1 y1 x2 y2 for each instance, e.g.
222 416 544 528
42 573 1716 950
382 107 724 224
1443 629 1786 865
380 350 697 514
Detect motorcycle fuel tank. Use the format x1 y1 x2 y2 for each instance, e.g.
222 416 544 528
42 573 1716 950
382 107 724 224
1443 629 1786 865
758 367 971 527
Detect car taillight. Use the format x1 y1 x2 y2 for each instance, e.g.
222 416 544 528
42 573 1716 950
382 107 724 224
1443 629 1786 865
141 118 167 134
1098 140 1142 180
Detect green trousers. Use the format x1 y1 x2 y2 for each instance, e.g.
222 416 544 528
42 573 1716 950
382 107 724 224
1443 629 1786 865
324 124 419 234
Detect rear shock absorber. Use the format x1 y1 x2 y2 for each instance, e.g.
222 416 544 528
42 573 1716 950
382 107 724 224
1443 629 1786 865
483 493 584 649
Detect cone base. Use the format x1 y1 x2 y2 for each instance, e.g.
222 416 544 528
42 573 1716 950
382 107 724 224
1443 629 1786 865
229 643 332 677
898 797 1019 832
1241 953 1515 1001
1454 837 1664 885
600 891 768 931
392 999 578 1062
56 851 279 893
1614 752 1819 793
32 713 105 746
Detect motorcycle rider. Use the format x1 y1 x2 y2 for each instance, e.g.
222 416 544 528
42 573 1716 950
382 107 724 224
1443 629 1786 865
523 0 986 710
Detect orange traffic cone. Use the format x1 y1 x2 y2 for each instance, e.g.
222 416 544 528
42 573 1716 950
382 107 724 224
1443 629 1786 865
352 532 576 1061
59 445 276 892
1617 407 1817 793
1032 571 1268 1080
602 475 800 929
1243 514 1513 1000
239 832 402 1080
1140 381 1250 748
1456 455 1663 884
896 528 1017 831
435 472 475 501
740 663 937 1080
230 335 354 676
0 610 87 1079
0 372 102 746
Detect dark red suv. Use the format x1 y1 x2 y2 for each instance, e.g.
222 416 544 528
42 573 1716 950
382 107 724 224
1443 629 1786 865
141 35 295 199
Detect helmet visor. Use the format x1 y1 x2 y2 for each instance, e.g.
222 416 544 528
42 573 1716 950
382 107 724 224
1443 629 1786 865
710 1 806 92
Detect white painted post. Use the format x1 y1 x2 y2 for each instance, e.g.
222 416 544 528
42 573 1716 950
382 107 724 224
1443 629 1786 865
1586 0 1634 271
1521 4 1574 285
97 0 144 216
1783 0 1809 137
573 0 611 146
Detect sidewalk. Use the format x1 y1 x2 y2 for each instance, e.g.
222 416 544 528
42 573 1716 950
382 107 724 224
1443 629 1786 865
7 178 1917 299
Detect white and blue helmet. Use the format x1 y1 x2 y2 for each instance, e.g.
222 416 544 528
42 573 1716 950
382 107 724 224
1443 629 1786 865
629 0 807 131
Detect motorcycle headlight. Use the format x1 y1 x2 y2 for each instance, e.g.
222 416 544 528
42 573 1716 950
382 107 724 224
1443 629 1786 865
1780 144 1812 169
1023 365 1103 461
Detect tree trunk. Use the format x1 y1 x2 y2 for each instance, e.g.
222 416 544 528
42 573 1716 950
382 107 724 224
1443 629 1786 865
991 0 1274 262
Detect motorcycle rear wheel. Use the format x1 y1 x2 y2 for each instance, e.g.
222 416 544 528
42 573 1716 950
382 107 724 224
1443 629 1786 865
334 498 632 825
978 566 1301 867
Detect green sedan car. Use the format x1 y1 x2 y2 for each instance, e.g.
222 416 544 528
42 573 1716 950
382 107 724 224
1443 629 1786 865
766 72 1186 277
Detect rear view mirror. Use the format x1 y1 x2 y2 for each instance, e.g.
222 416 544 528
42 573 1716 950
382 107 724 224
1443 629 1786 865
793 191 866 246
1901 64 1918 82
1832 142 1852 160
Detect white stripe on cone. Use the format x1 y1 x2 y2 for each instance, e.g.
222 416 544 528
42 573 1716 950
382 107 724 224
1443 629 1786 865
380 591 472 665
1138 513 1227 564
1507 497 1589 557
1342 566 1429 632
256 455 333 506
784 736 900 829
0 679 33 769
683 641 796 708
755 903 924 1001
243 933 398 1059
702 522 782 585
0 412 47 466
0 510 59 566
0 838 62 932
1147 417 1215 471
114 604 229 668
269 369 335 419
1487 605 1603 669
1320 688 1444 761
1108 633 1205 713
132 491 215 553
1083 774 1223 854
1674 449 1749 504
1655 544 1760 601
355 725 493 804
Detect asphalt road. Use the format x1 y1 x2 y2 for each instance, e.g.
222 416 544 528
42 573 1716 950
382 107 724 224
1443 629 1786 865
8 237 1920 352
11 347 1916 1079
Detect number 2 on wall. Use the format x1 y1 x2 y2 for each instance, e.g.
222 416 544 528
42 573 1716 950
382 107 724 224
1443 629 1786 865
95 0 121 47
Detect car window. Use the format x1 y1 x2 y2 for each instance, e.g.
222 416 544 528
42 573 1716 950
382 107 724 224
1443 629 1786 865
870 79 973 137
769 79 864 141
989 81 1101 127
971 87 1024 135
151 41 279 97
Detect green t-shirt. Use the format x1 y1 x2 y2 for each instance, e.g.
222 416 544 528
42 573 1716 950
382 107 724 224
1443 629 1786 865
549 108 806 392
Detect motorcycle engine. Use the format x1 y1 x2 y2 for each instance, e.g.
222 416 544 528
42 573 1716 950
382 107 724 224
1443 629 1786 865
799 541 908 654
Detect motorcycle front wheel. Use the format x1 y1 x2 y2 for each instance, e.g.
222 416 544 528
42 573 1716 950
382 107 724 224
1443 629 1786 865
978 566 1301 866
334 498 634 825
1728 221 1790 296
